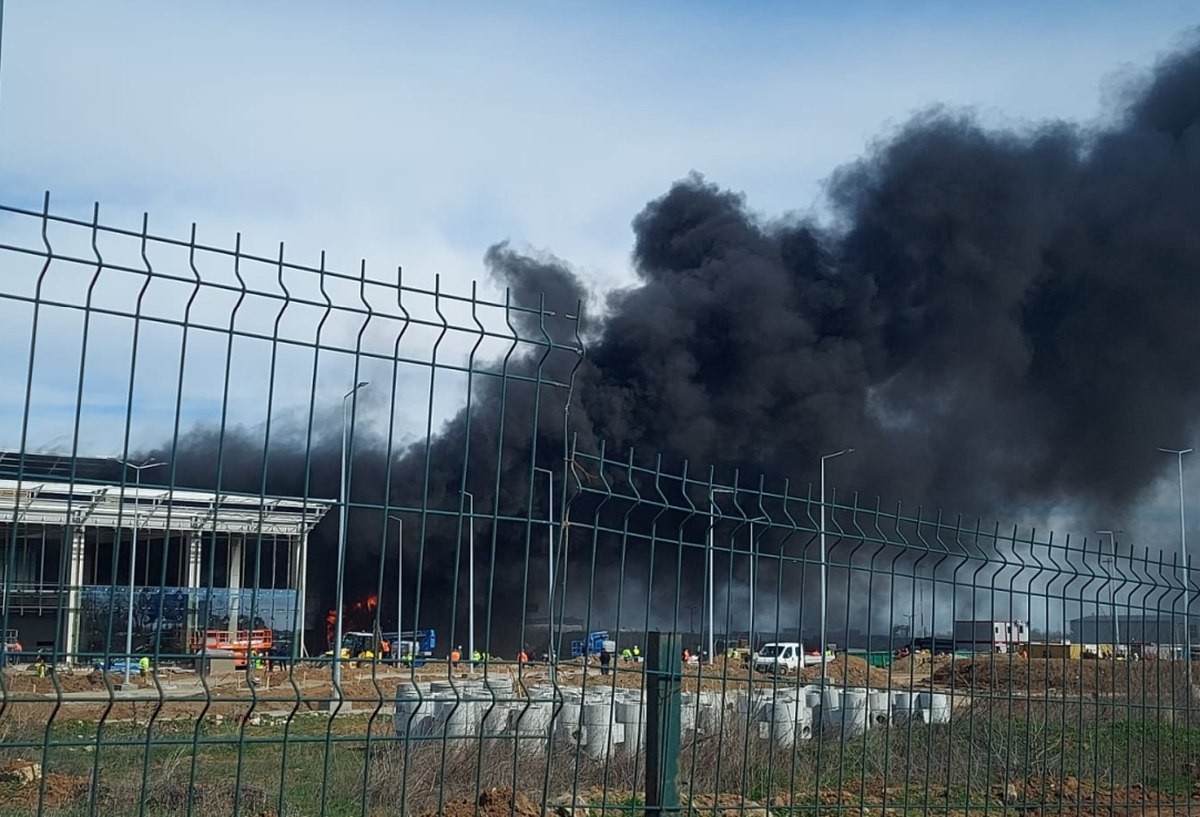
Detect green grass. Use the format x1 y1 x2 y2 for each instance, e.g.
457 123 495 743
2 714 1199 815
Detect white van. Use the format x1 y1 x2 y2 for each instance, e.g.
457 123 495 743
752 642 803 674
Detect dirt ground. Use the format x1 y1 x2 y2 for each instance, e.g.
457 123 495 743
414 777 1200 817
930 655 1190 696
424 787 545 817
0 766 90 812
3 653 1187 727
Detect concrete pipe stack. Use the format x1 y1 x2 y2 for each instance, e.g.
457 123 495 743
581 697 624 759
394 679 957 750
615 692 646 755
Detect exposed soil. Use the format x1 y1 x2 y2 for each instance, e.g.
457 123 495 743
930 656 1190 696
413 777 1200 817
0 769 90 811
5 654 1192 730
425 787 544 817
799 654 892 688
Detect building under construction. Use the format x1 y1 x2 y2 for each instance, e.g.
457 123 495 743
0 452 332 662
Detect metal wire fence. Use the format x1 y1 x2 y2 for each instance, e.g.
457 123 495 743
1 196 1198 816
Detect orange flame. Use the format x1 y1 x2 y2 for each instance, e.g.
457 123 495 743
327 595 381 646
325 609 337 646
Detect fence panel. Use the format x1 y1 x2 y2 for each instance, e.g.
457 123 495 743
0 196 1195 816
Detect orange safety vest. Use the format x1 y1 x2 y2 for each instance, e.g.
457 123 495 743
450 649 461 664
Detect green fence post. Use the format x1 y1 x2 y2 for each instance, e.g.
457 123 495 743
645 630 682 817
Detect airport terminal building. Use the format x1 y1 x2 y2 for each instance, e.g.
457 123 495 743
0 452 332 662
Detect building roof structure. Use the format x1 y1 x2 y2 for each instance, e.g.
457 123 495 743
0 478 332 537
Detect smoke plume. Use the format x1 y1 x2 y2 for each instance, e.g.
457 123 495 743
154 34 1200 649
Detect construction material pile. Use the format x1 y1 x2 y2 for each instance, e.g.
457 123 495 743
392 677 959 758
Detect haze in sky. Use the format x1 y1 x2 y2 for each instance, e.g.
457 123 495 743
2 2 1196 297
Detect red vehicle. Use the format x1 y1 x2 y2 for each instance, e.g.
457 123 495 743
191 628 272 669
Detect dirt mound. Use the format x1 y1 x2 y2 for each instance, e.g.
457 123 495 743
0 769 90 811
799 654 888 687
930 656 1189 696
688 792 771 817
424 787 544 817
0 668 125 695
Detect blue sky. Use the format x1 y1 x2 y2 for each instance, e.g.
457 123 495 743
0 2 1197 544
3 2 1197 295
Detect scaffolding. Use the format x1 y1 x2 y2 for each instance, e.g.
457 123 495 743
1 476 332 662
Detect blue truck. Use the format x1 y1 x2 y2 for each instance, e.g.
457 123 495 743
382 629 437 666
570 630 612 658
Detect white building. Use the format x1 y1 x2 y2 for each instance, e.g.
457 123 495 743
0 455 331 663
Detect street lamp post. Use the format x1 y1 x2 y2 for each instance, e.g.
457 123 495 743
747 516 767 653
533 467 554 660
388 515 404 643
334 381 369 693
111 458 167 684
1098 530 1123 650
1159 447 1193 672
707 488 734 665
463 491 475 670
820 448 855 673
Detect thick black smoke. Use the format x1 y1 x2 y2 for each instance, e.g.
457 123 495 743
560 39 1200 517
155 35 1200 649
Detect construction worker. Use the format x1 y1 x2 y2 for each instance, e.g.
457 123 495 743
471 649 482 666
632 644 640 663
450 646 461 666
518 648 528 664
35 653 46 679
599 646 611 676
682 647 691 664
621 647 632 663
138 655 150 679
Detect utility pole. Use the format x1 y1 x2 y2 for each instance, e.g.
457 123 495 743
334 381 369 694
389 515 404 642
110 458 167 684
1159 447 1193 675
820 448 855 672
707 488 734 664
534 467 554 661
1098 530 1122 650
464 490 475 670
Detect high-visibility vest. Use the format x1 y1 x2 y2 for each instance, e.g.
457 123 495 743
472 651 482 663
450 650 461 663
